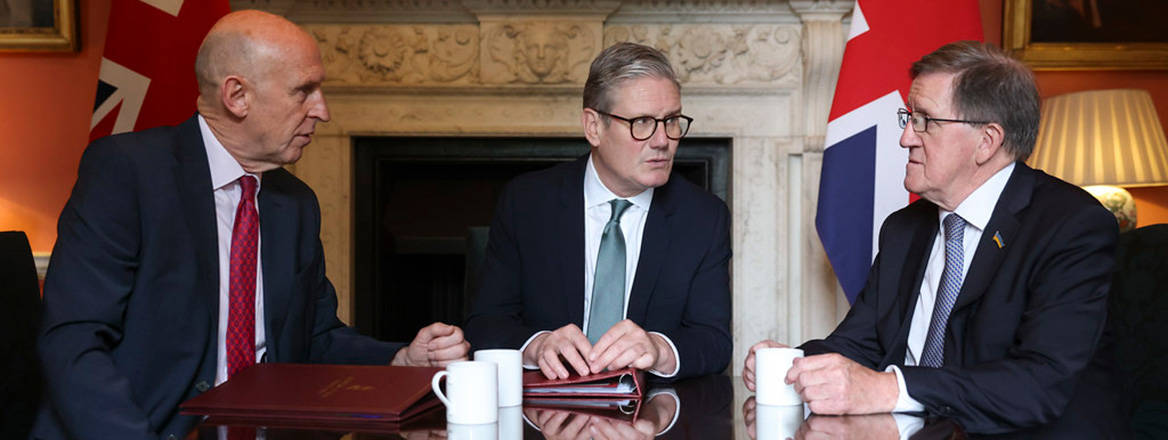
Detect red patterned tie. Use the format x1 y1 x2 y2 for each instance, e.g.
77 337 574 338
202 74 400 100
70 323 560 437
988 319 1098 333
227 175 258 378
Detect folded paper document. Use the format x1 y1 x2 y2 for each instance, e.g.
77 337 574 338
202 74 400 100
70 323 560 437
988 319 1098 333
522 367 644 398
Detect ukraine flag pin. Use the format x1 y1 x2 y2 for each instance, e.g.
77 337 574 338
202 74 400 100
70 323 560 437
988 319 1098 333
993 231 1005 249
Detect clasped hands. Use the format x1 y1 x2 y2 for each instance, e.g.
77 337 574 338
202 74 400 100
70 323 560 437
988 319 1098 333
391 322 470 367
742 340 898 415
525 321 676 379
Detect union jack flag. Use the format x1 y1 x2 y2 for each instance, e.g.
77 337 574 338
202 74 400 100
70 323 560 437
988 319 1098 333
816 0 982 303
90 0 229 141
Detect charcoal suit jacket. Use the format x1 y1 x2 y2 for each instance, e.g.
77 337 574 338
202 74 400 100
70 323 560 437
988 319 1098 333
802 163 1122 435
33 115 403 440
465 154 732 380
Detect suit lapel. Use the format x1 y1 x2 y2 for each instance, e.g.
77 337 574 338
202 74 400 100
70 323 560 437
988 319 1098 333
888 205 938 363
259 172 297 359
173 116 220 331
626 177 674 323
954 163 1033 311
560 157 588 327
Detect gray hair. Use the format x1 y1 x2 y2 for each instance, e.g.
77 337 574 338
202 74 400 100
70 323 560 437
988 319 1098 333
583 42 680 113
911 40 1040 161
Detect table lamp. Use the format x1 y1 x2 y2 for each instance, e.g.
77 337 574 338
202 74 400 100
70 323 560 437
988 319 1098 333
1028 89 1168 232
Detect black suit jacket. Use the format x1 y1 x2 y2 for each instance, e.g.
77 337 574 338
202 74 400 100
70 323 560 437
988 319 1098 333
802 163 1120 434
465 155 732 380
33 116 403 440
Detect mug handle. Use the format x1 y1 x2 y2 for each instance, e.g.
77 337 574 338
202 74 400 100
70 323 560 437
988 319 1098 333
431 370 451 408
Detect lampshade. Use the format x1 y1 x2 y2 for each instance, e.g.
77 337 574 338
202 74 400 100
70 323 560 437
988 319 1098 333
1028 89 1168 188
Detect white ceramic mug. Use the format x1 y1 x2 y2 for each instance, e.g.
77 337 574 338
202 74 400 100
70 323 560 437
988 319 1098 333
474 348 523 407
432 361 498 424
755 347 804 406
755 403 806 439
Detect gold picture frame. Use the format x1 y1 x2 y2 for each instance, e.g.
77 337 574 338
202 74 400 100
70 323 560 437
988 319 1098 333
0 0 77 52
1003 0 1168 70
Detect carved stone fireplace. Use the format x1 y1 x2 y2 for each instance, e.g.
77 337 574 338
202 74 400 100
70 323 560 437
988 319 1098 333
236 0 855 374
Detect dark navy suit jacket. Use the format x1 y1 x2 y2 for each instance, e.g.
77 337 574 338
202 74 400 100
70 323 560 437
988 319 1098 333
465 155 732 380
33 116 403 440
802 163 1123 435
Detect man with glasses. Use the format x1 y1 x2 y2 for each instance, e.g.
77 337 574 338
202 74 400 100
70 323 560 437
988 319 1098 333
743 41 1122 435
466 42 732 382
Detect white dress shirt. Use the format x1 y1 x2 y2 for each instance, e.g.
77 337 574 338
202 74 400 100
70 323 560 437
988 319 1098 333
520 154 681 377
888 162 1014 412
199 115 267 387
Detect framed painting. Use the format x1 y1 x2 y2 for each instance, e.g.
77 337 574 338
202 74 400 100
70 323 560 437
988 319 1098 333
1004 0 1168 70
0 0 77 52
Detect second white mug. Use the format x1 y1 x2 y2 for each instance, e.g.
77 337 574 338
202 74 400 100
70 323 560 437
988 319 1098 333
755 347 804 406
432 361 498 424
474 348 523 407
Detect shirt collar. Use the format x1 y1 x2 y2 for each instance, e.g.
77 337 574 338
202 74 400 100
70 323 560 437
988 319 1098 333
940 162 1015 232
199 114 260 191
584 153 654 210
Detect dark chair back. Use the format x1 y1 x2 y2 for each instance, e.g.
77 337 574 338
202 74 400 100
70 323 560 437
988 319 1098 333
1109 224 1168 438
0 231 42 438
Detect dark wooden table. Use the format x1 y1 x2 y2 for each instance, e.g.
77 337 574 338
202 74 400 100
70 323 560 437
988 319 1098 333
193 375 1105 439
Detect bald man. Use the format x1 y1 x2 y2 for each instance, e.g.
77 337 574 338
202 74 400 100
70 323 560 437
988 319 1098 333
33 11 468 440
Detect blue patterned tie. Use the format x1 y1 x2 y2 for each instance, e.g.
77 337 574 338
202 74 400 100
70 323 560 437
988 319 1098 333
920 213 966 368
587 199 633 344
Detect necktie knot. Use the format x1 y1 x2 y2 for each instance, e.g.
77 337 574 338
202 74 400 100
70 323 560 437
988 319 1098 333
608 199 632 224
943 213 965 243
239 175 257 200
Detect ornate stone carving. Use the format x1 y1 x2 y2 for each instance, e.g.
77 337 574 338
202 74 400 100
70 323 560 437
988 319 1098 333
482 22 598 84
307 25 479 86
606 24 801 86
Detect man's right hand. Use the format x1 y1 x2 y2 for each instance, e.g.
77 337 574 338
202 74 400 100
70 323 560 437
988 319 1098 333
742 339 788 391
524 324 594 379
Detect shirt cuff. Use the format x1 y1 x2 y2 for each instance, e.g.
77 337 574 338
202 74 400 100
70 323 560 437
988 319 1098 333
893 413 926 439
520 331 551 369
647 331 680 378
646 388 681 436
884 365 925 413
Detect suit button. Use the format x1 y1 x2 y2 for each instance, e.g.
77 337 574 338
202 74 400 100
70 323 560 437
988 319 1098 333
167 435 177 440
195 381 210 392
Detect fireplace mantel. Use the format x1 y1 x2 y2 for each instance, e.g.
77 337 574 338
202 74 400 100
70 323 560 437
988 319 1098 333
235 0 855 374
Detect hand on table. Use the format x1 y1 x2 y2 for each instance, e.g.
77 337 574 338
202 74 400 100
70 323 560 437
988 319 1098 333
590 320 675 375
392 322 470 367
786 353 897 415
525 324 594 379
742 339 789 391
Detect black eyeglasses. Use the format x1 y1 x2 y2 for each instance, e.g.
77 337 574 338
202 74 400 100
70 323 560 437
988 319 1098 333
593 109 693 141
898 108 989 133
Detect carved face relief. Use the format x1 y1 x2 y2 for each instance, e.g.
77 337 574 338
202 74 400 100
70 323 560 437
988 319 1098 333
517 26 569 79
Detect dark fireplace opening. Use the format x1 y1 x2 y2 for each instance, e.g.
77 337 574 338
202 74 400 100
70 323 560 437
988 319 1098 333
353 137 730 342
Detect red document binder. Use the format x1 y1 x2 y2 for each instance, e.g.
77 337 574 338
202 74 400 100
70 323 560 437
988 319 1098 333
180 363 443 423
522 367 645 398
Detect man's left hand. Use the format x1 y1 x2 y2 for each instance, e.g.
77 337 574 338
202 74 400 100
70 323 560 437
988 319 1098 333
785 353 897 415
392 322 470 367
588 320 675 374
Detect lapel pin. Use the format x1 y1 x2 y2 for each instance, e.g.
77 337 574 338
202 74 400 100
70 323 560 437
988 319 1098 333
992 231 1005 249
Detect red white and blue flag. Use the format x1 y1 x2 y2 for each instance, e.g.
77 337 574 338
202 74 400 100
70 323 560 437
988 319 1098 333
90 0 230 141
816 0 982 303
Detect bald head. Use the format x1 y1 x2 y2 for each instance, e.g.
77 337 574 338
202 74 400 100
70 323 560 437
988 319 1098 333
195 10 318 99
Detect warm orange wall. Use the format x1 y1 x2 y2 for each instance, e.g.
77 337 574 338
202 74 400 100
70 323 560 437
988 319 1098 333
0 0 110 252
980 0 1168 227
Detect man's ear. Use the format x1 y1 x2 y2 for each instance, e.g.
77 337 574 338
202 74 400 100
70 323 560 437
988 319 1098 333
582 108 603 148
975 122 1005 165
221 75 249 118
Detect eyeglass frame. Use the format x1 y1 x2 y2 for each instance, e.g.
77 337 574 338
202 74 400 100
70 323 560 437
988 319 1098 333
897 108 990 133
591 108 694 141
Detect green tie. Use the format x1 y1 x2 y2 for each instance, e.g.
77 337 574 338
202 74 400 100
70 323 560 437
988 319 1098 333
587 199 633 344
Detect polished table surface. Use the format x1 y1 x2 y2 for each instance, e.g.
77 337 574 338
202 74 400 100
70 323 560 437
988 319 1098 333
192 375 1107 439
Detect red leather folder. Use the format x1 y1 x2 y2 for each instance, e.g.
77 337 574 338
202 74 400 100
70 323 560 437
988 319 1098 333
522 367 645 398
180 363 443 423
